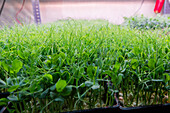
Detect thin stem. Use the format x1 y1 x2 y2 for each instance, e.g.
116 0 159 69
52 101 54 113
100 84 102 107
46 98 48 112
106 93 108 106
148 91 152 105
27 100 32 113
136 85 139 106
33 98 37 112
89 89 92 109
160 83 163 105
154 84 158 104
13 103 20 113
23 100 27 112
19 102 23 113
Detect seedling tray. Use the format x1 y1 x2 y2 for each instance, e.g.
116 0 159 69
1 92 169 113
119 104 170 112
64 104 170 113
63 106 120 113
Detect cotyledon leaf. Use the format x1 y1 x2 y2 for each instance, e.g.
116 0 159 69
8 85 20 92
56 79 67 92
11 59 23 73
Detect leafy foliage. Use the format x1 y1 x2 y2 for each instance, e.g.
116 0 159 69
123 15 170 29
0 19 169 112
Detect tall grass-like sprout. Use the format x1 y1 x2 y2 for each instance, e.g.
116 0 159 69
0 20 169 112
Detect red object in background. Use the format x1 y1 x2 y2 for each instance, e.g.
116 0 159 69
154 0 165 13
15 0 25 25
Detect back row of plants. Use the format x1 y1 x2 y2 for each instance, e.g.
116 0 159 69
123 15 170 30
0 20 169 113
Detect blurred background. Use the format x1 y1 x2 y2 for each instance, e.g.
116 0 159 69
0 0 169 26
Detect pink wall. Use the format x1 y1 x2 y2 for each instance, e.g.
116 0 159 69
0 0 158 26
40 0 157 24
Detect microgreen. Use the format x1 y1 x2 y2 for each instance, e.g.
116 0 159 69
0 19 169 112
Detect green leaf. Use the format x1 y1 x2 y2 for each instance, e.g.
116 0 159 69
151 79 163 82
156 58 165 72
92 82 100 90
8 85 20 92
163 73 170 83
0 98 9 106
141 52 146 58
7 95 18 101
54 97 64 104
32 88 43 95
94 66 97 77
11 59 23 73
40 88 50 99
102 71 111 77
2 62 9 72
50 84 56 91
85 81 93 87
131 59 138 70
132 65 136 70
79 83 85 88
56 79 67 92
127 52 135 58
18 50 25 59
165 47 169 54
87 66 97 79
0 79 6 86
111 74 117 86
19 90 30 96
117 73 123 85
50 92 57 98
118 55 124 62
61 85 72 96
87 65 94 79
61 71 70 82
0 98 9 102
0 102 7 106
113 62 120 73
133 47 139 55
131 59 137 64
43 74 53 81
148 59 155 70
29 82 43 93
157 58 163 66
